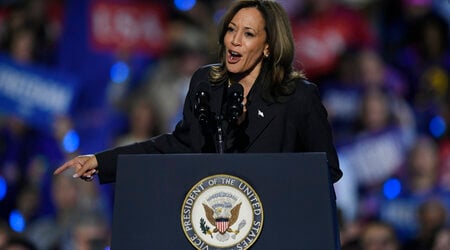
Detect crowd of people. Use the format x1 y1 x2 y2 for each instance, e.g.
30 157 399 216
0 0 449 249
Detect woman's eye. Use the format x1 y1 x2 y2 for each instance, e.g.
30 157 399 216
227 27 234 32
245 32 254 37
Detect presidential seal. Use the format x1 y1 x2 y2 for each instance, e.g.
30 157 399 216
181 174 264 250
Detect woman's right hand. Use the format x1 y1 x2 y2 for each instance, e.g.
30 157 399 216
53 154 99 181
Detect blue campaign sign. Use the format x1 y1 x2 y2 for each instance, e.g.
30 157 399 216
0 55 78 131
337 127 408 185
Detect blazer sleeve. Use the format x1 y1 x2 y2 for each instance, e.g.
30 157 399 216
95 67 208 183
298 82 343 183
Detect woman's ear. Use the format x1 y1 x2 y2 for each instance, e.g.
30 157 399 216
264 44 270 58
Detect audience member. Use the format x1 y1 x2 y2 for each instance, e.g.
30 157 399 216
0 220 11 249
339 89 410 214
360 221 400 250
321 50 363 142
2 235 36 250
394 11 449 110
25 172 81 249
439 139 450 192
402 199 447 250
140 17 211 132
432 227 450 250
380 136 450 241
114 94 159 147
68 212 110 250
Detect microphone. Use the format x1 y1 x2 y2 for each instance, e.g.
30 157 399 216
226 83 244 124
194 81 211 126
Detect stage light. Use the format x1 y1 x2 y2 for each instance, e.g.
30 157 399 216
383 178 401 200
110 61 130 84
0 176 6 201
9 210 25 232
429 115 446 138
62 129 80 153
174 0 196 11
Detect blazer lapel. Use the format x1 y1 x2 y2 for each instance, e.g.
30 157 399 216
244 94 277 150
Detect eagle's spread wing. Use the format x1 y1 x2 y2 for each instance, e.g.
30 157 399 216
229 202 242 226
202 203 215 225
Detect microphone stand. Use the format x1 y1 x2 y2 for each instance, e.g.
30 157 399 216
215 83 243 154
215 115 225 154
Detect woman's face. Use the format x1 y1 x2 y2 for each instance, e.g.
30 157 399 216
224 7 269 79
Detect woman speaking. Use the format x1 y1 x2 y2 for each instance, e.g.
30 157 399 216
54 0 342 185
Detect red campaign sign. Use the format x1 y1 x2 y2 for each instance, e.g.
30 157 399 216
89 1 167 56
293 21 345 78
291 7 375 78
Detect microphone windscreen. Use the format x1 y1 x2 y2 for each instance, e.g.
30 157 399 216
228 83 243 95
194 81 211 125
195 81 211 95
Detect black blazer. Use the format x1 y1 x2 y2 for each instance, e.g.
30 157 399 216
96 65 342 184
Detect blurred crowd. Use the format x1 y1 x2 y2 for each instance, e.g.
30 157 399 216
0 0 449 249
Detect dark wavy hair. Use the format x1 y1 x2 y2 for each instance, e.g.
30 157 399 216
210 0 304 102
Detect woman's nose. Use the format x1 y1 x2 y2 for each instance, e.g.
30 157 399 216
231 33 241 46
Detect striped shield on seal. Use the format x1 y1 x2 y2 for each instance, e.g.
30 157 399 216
216 218 229 234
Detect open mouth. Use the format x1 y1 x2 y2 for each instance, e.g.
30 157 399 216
228 50 242 63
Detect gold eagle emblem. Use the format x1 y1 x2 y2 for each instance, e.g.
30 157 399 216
202 202 242 234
